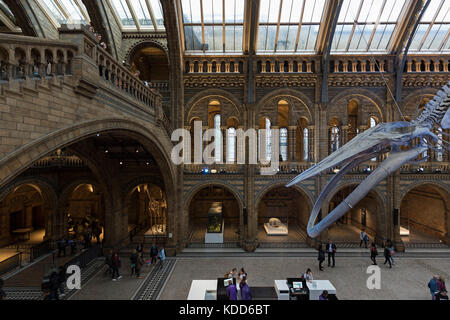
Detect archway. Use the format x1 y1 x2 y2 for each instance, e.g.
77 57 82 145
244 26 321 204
257 186 311 244
130 45 169 83
188 185 241 245
327 185 383 246
400 184 449 246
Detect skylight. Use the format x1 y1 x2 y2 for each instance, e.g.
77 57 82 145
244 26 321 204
257 0 326 53
409 0 450 52
108 0 164 31
38 0 90 26
331 0 407 53
181 0 245 53
0 0 21 32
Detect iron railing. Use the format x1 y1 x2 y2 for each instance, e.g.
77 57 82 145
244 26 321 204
63 244 101 269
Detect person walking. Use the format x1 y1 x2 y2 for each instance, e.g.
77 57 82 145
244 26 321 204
111 252 122 281
388 242 396 266
428 275 439 300
226 281 238 301
360 230 369 248
150 243 158 265
318 244 325 271
135 252 144 279
383 242 392 268
326 240 337 268
130 250 138 277
370 242 378 265
158 246 166 269
240 277 252 300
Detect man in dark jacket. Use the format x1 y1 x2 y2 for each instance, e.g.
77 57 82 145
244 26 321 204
326 240 337 268
150 243 158 265
318 244 325 271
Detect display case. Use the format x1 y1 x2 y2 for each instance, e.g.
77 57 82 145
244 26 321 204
206 202 223 233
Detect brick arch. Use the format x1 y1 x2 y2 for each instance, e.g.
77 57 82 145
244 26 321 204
400 88 439 120
0 176 58 240
255 182 314 210
328 89 385 124
256 89 314 125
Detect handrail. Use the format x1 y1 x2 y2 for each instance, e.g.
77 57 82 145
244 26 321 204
400 217 444 235
0 252 22 276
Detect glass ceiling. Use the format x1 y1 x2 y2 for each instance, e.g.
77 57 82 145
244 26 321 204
257 0 326 53
108 0 164 31
331 0 407 53
181 0 245 53
409 0 450 52
38 0 90 26
0 0 20 31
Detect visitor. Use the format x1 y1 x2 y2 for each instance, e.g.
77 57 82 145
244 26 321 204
437 276 446 292
49 270 60 300
231 268 238 280
135 252 144 279
57 238 67 257
388 241 396 266
136 243 144 258
158 246 166 269
104 249 113 276
319 290 329 300
370 242 378 265
435 289 448 301
326 240 337 268
58 266 67 297
150 243 158 265
240 277 252 300
0 279 6 300
83 230 91 249
226 280 237 301
304 268 313 282
111 252 122 281
360 229 369 248
69 239 77 255
130 249 138 277
383 242 392 268
239 268 248 281
428 275 439 300
93 226 101 244
318 244 325 271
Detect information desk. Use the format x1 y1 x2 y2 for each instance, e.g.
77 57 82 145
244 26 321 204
274 280 290 300
217 277 238 300
286 278 309 300
187 280 217 300
306 280 336 300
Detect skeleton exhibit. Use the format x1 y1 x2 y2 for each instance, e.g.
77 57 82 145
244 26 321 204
287 82 450 238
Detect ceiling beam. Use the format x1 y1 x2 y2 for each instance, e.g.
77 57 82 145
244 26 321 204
247 0 260 104
4 0 39 36
319 0 344 103
125 0 141 32
394 0 430 102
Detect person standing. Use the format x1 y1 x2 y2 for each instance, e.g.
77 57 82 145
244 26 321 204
57 238 67 257
360 230 369 248
158 246 166 269
370 242 378 265
428 275 439 300
318 244 325 271
388 242 396 266
383 242 392 268
326 240 337 268
49 270 60 300
135 252 144 279
150 243 158 265
226 281 238 301
58 266 67 298
240 277 252 300
304 269 313 282
136 243 144 258
130 250 138 277
111 252 122 281
437 276 446 292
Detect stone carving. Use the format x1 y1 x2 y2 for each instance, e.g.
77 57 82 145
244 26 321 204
287 82 450 238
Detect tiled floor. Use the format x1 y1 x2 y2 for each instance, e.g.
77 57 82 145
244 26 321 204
159 256 450 300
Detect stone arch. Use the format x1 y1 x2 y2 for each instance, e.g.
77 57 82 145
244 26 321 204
185 90 242 126
256 89 314 126
124 40 169 65
325 180 387 242
328 88 385 124
399 181 450 243
401 88 439 120
0 176 58 241
255 182 314 209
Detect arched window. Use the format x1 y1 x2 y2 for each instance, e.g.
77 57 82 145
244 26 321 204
303 128 309 161
331 126 340 153
280 127 288 161
214 114 222 162
227 127 236 163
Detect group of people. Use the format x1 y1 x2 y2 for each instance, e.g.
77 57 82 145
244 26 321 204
317 240 337 271
225 267 252 300
88 25 107 50
428 275 448 300
104 243 166 281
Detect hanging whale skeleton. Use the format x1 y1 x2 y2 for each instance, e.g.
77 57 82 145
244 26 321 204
287 82 450 238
